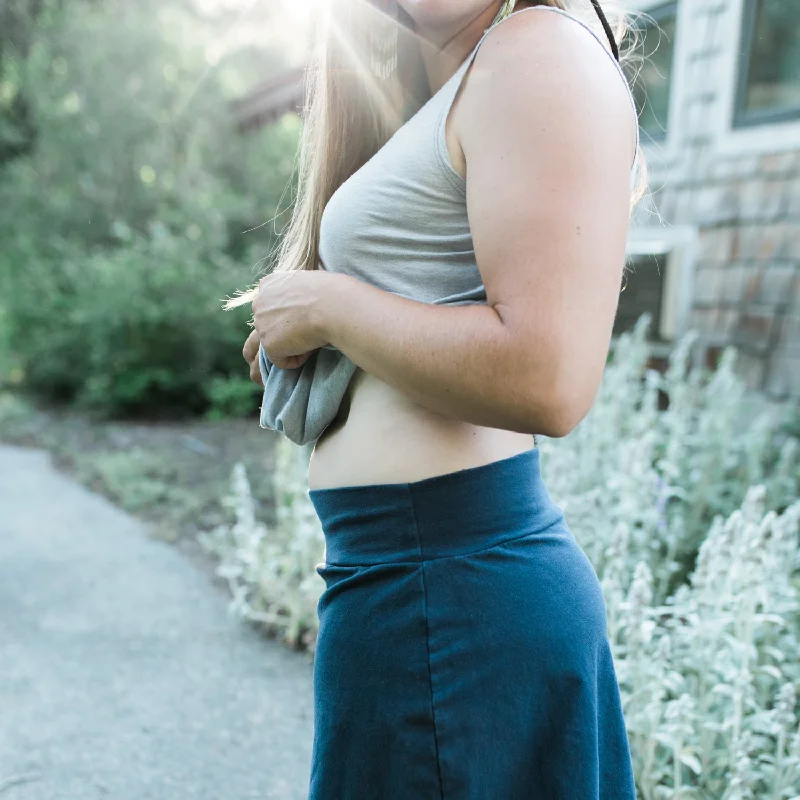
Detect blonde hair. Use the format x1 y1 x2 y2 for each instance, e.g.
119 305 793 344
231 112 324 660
225 0 649 309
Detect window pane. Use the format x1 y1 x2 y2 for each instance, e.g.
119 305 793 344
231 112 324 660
614 255 668 340
740 0 800 118
626 4 677 139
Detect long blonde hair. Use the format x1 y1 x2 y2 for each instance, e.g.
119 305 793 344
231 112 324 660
226 0 649 309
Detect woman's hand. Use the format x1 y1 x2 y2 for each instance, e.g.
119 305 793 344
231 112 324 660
251 269 337 370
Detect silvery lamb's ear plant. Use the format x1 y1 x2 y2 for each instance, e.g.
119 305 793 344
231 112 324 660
204 316 800 795
540 315 798 605
614 488 800 798
199 441 325 650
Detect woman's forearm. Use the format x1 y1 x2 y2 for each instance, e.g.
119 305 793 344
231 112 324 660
314 273 567 436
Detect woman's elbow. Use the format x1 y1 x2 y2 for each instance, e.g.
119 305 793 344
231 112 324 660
537 403 586 438
502 331 603 439
521 372 597 439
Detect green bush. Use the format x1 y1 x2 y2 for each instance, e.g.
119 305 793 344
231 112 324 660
0 0 301 417
0 302 12 384
1 234 262 416
206 375 263 421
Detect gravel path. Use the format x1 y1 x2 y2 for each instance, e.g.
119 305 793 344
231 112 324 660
0 444 313 800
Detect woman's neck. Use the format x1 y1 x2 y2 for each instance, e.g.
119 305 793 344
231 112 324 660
415 2 541 94
414 3 503 95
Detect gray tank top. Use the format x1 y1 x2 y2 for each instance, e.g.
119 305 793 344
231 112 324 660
258 5 640 445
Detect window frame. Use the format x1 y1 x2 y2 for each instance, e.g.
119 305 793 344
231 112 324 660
629 0 680 143
616 226 698 353
733 0 800 128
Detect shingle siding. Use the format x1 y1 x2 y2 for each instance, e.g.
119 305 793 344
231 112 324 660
631 0 799 398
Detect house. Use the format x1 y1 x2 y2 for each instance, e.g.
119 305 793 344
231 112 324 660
233 0 799 398
624 0 799 398
231 67 304 133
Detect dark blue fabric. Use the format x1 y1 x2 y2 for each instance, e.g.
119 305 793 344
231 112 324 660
307 447 636 799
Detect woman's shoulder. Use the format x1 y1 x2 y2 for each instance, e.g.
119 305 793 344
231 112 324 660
476 5 621 70
458 6 638 168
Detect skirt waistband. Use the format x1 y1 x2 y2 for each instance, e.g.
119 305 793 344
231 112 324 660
308 447 565 566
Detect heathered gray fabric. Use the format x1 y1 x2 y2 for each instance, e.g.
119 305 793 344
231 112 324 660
258 6 641 445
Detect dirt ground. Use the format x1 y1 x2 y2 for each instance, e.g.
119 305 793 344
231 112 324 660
0 392 282 563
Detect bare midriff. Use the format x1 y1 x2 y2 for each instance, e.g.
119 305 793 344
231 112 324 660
307 367 536 490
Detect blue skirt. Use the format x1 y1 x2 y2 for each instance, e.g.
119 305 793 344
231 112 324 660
307 447 636 799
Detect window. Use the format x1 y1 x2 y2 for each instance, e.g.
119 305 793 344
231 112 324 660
617 229 698 347
735 0 800 126
614 254 669 341
625 2 678 141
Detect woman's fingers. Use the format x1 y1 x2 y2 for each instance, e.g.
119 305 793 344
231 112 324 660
244 323 313 378
242 328 260 365
269 351 312 370
248 349 310 385
250 358 264 387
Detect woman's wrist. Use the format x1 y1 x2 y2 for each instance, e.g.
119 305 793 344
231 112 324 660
311 270 353 347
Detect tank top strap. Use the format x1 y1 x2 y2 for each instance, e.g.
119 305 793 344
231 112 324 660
433 5 640 176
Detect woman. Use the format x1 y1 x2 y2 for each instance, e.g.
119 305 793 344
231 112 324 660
233 0 646 796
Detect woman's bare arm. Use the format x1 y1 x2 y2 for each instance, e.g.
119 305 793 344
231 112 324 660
314 11 637 438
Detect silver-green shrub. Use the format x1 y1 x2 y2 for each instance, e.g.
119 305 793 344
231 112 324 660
199 441 325 651
541 315 798 605
204 318 799 796
609 490 799 797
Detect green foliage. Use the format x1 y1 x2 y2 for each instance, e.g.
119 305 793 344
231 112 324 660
0 0 298 248
2 234 263 415
75 446 199 515
0 0 46 165
0 0 301 416
0 390 35 436
0 302 13 382
205 374 262 421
